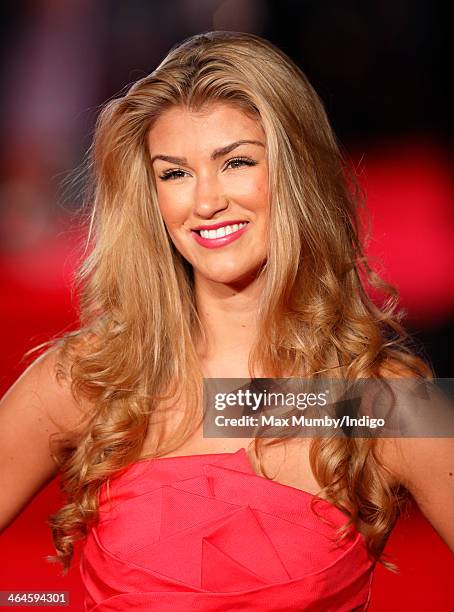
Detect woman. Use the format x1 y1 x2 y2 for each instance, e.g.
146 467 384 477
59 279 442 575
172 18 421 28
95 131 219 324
1 31 453 611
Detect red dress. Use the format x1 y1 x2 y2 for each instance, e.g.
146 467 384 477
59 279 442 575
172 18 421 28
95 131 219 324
80 448 375 611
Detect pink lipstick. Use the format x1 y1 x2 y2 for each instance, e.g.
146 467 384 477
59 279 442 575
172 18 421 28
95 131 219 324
191 222 249 249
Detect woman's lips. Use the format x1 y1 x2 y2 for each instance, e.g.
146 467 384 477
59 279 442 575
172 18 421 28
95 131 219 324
191 223 250 249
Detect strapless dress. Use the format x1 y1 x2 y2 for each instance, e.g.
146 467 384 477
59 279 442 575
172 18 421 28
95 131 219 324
80 448 375 611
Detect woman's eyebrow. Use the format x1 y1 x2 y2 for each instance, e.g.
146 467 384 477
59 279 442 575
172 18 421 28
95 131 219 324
150 139 265 165
211 139 265 160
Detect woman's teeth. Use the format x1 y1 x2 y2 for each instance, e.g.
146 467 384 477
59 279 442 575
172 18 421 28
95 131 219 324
199 222 248 239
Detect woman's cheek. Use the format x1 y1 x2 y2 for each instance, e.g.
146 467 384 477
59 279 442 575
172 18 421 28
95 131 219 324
157 192 183 226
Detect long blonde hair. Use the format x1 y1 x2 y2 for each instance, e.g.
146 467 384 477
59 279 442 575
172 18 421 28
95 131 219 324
26 31 431 572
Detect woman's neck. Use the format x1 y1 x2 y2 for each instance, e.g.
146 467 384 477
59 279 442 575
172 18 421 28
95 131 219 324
194 273 264 376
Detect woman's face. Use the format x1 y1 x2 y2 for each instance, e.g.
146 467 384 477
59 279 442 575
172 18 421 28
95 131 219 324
148 102 269 287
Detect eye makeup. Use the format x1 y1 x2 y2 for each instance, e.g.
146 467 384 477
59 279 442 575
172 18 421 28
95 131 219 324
158 156 258 181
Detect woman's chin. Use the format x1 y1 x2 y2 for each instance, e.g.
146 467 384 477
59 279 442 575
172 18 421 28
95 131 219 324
194 265 265 289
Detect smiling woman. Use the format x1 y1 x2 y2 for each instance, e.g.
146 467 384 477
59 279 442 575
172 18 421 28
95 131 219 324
149 104 269 287
0 30 452 612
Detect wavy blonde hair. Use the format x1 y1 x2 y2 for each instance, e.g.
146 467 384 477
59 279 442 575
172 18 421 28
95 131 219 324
26 31 432 573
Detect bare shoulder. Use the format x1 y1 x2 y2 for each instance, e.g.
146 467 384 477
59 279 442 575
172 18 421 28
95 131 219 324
374 360 454 553
375 356 431 469
2 340 92 437
0 337 95 532
374 357 427 478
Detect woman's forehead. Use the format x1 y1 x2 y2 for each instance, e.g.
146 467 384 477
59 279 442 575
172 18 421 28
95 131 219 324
148 103 265 152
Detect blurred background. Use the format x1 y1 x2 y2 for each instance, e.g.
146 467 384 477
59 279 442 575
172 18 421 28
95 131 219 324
0 1 453 610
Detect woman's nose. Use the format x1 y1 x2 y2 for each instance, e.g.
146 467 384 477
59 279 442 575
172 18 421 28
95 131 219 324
192 172 229 217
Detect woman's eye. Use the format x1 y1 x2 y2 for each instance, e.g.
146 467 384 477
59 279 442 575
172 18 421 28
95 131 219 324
158 158 257 181
225 157 257 170
159 169 187 181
